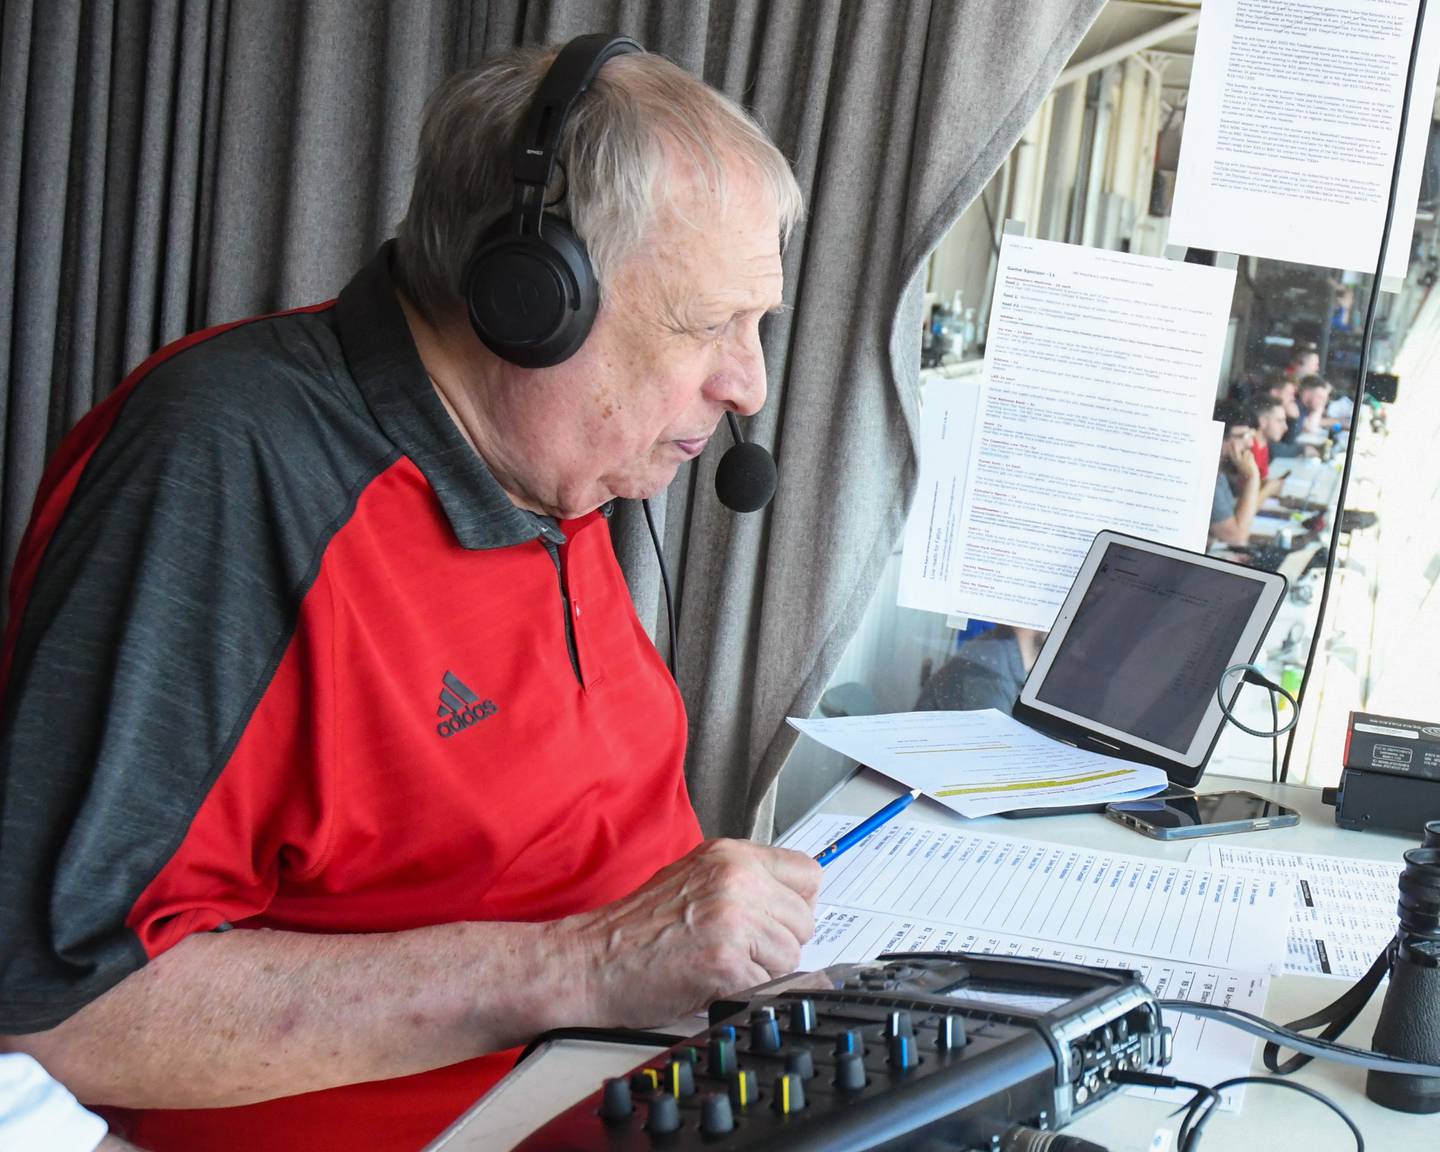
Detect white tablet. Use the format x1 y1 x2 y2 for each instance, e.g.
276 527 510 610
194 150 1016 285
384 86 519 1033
1013 531 1287 787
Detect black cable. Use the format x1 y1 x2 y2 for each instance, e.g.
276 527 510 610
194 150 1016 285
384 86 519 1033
978 183 1002 257
640 497 678 679
1157 998 1440 1077
1281 0 1428 782
1108 1069 1221 1117
1215 663 1297 739
515 1026 691 1066
1270 687 1279 784
1113 1067 1361 1152
1178 1076 1362 1152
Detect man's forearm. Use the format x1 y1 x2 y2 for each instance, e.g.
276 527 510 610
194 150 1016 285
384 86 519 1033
0 838 822 1113
1233 477 1260 537
1 920 589 1110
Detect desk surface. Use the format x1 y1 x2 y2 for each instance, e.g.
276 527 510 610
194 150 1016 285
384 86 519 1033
818 770 1426 1152
437 771 1428 1152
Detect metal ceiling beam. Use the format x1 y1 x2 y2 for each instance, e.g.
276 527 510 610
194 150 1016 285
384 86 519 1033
1056 11 1200 88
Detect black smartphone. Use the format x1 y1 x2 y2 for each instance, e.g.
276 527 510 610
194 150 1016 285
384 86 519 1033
1105 790 1299 840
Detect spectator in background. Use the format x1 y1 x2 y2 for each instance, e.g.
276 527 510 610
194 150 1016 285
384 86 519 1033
1210 401 1283 547
1248 393 1289 478
914 626 1046 715
1286 341 1320 383
1331 283 1357 332
1296 375 1334 436
1244 391 1290 472
1258 369 1311 458
1224 368 1266 408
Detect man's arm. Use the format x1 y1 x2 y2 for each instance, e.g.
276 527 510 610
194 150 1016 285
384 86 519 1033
2 839 820 1110
1210 457 1262 548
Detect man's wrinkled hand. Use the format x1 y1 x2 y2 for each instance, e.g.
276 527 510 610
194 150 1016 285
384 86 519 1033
562 839 822 1027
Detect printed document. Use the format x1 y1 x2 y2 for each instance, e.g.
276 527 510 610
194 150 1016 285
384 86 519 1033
797 906 1266 1110
1190 842 1402 979
787 710 1169 817
898 378 980 609
781 814 1292 973
1168 0 1440 283
900 235 1229 627
778 813 1290 1109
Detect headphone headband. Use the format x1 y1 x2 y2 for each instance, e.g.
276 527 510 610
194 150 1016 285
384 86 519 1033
510 34 642 228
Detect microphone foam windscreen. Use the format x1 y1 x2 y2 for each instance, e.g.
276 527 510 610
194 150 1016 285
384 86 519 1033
714 441 777 513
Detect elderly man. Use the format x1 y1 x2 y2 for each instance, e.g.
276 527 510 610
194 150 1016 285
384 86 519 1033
0 38 820 1152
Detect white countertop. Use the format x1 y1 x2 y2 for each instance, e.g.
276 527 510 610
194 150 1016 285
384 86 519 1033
432 770 1429 1151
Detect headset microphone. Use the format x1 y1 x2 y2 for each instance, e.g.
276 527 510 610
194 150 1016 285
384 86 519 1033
714 412 777 512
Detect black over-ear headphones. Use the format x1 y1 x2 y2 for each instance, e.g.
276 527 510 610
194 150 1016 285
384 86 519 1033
463 33 642 368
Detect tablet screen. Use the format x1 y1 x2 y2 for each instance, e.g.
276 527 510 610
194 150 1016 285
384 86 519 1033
1028 539 1274 759
1019 529 1290 771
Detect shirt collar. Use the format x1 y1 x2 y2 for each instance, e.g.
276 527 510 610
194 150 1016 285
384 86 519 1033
333 242 565 550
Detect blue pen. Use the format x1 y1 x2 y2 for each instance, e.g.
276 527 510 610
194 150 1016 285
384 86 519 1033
814 788 922 867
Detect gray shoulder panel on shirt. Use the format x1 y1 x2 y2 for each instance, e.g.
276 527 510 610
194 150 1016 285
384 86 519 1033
0 310 397 1031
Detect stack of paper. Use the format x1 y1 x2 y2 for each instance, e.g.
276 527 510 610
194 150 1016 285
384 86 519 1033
1189 843 1403 979
787 709 1168 817
778 813 1295 1109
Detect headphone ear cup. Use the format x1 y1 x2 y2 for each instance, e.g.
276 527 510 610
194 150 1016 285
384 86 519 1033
463 213 599 368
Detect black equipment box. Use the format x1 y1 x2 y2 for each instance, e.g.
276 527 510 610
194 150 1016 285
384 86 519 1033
1364 371 1400 404
1330 766 1440 837
512 952 1170 1151
1344 712 1440 781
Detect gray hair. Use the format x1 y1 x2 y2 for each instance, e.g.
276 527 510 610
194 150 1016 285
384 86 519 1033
394 45 804 321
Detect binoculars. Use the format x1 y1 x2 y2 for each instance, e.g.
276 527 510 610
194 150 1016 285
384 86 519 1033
1366 820 1440 1113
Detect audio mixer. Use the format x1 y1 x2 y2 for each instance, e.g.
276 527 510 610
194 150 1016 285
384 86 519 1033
513 952 1172 1150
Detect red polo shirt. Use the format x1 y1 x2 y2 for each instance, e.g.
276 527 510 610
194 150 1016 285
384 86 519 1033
0 245 702 1150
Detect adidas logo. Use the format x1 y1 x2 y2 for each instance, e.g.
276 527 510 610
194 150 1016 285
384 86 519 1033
435 671 498 738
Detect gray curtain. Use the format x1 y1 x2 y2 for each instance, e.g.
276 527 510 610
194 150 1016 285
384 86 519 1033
0 0 1103 839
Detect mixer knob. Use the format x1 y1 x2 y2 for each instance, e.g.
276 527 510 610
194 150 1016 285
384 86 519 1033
700 1092 735 1135
773 1071 807 1114
889 1032 919 1070
629 1067 660 1095
665 1057 695 1098
886 1009 914 1037
836 1051 867 1092
729 1068 758 1111
599 1077 632 1122
750 1009 782 1053
785 1046 815 1080
790 998 818 1033
834 1027 864 1057
936 1013 967 1051
708 1036 737 1077
647 1092 681 1134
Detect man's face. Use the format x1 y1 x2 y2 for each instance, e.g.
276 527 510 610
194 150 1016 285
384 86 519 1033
1225 425 1254 454
1257 406 1288 442
1268 379 1298 416
1293 351 1319 378
1300 384 1331 413
477 157 784 518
